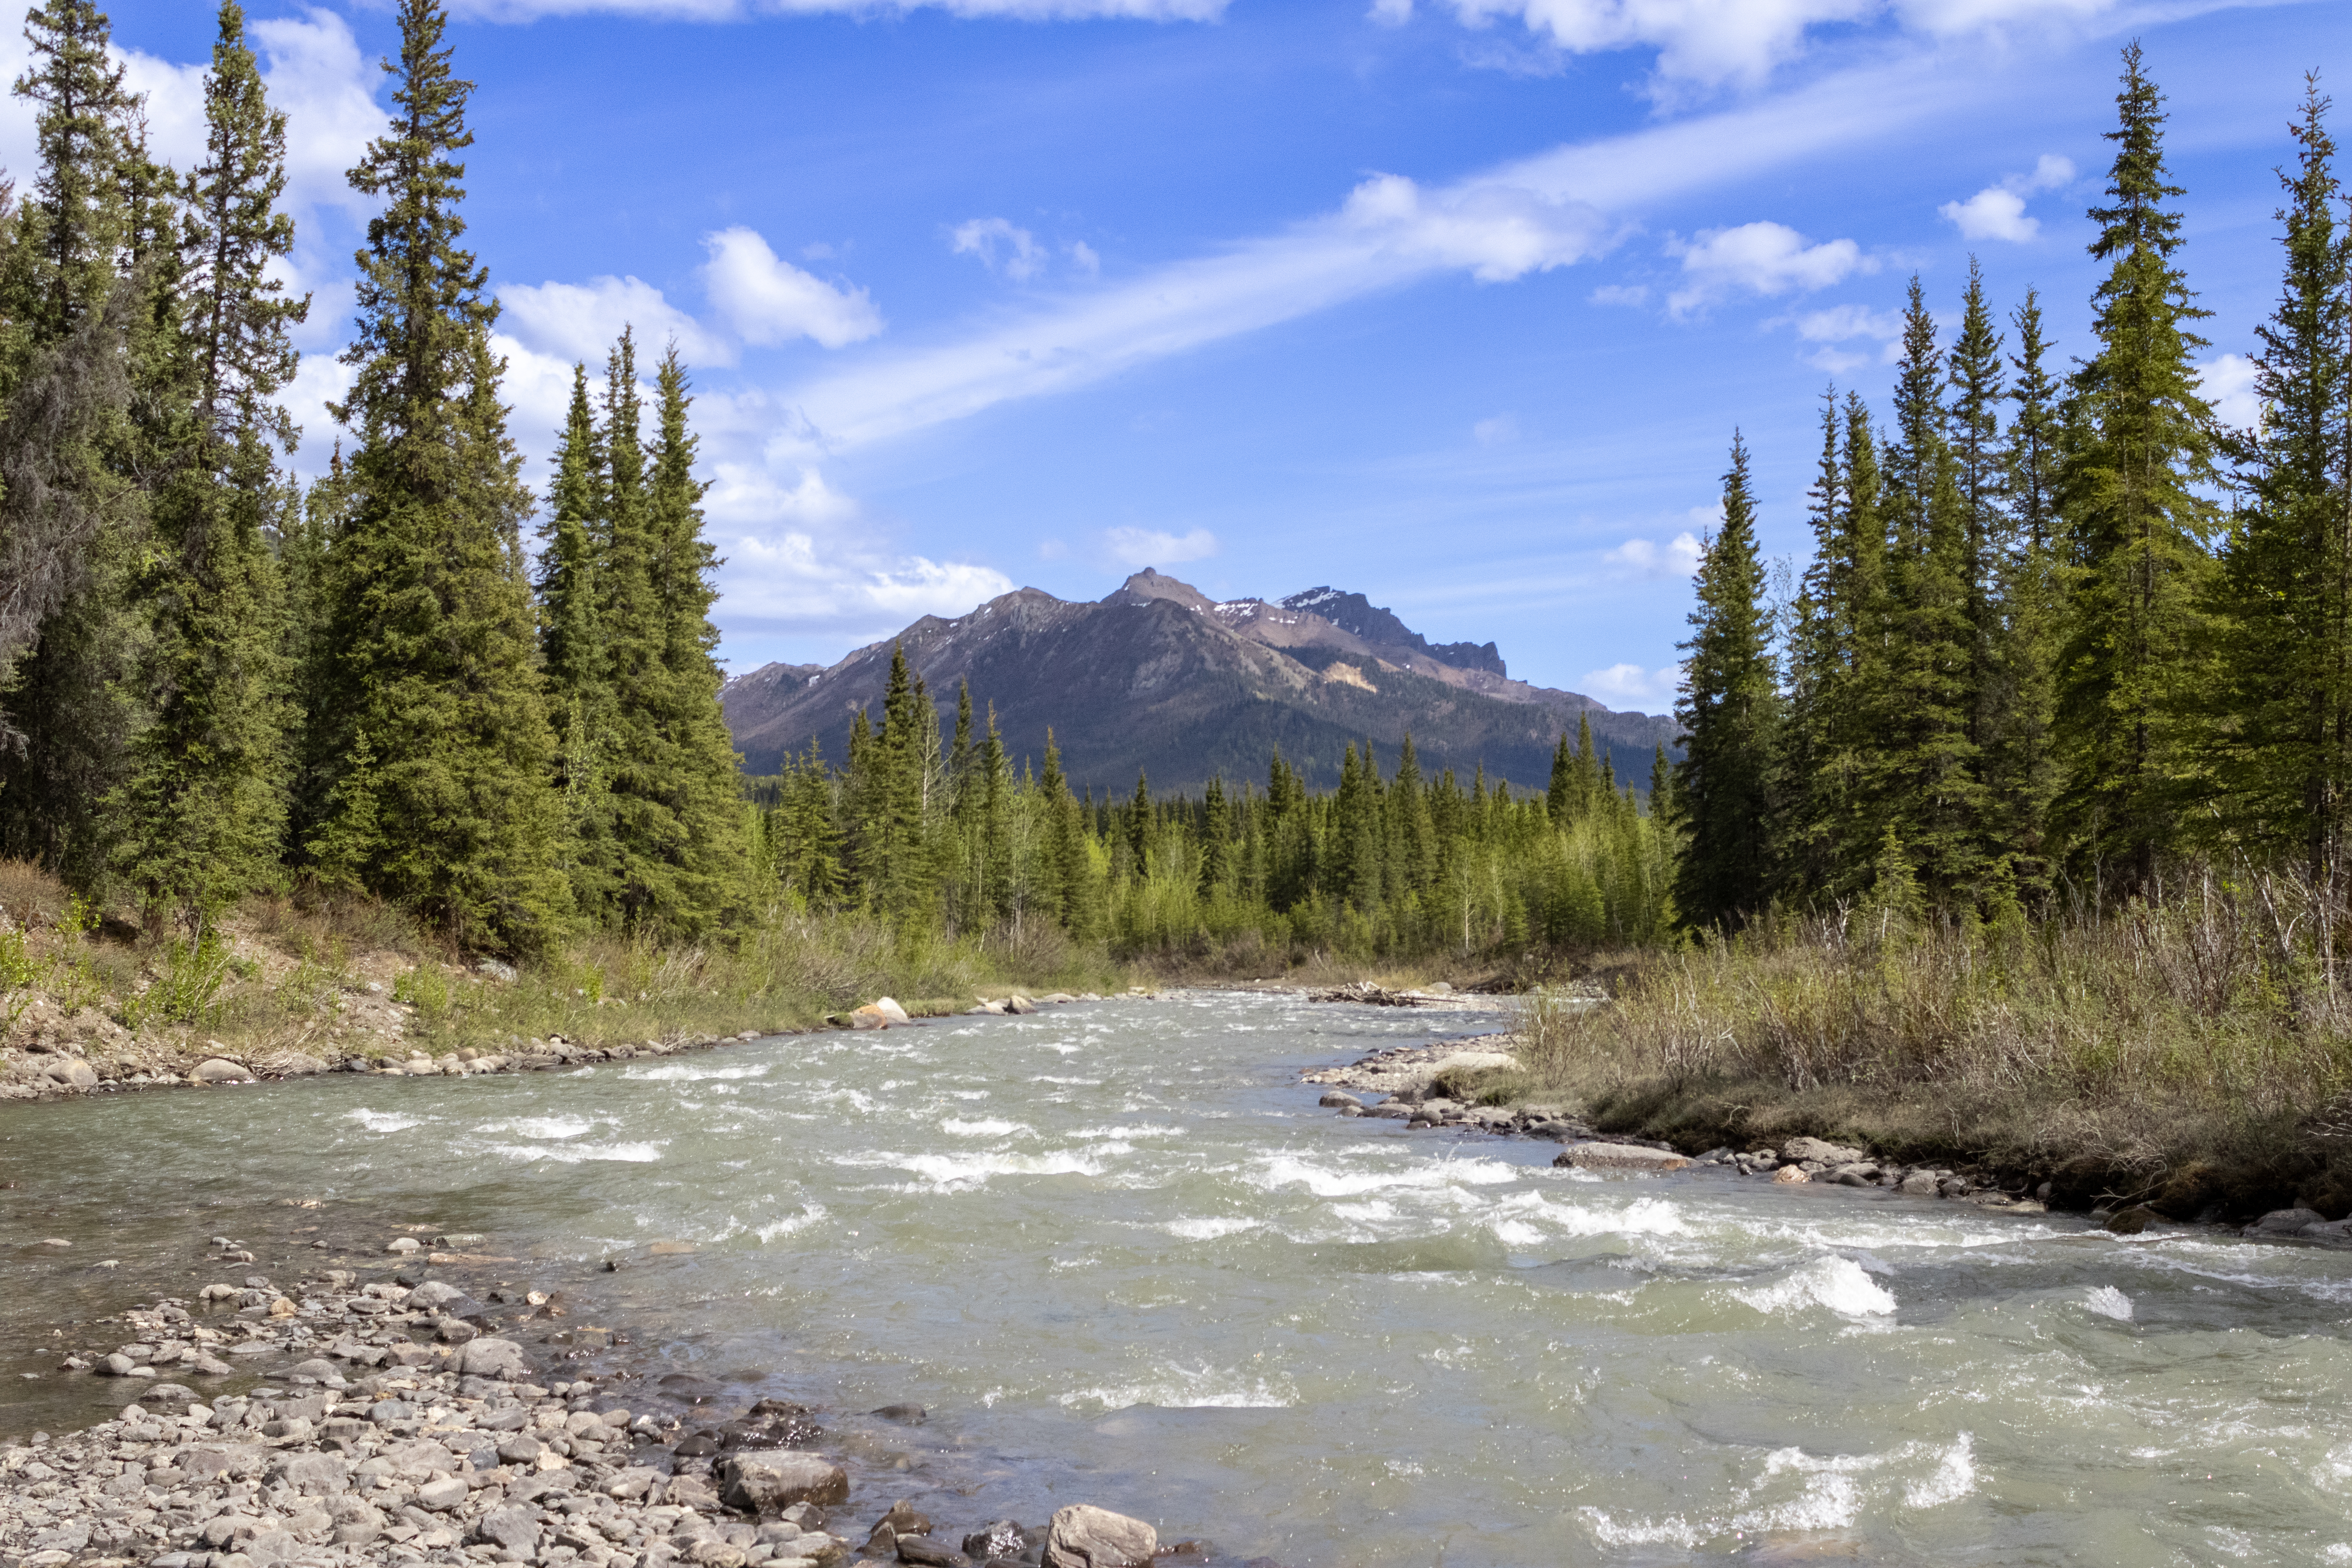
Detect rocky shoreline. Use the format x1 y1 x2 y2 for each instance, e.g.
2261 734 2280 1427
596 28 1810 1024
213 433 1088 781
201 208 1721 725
1302 1032 2352 1240
0 1239 1213 1568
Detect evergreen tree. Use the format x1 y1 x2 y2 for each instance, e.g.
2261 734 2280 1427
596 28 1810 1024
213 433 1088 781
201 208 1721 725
1948 259 2007 753
538 363 610 911
317 0 566 950
2211 78 2352 874
1673 433 1780 929
1876 277 1982 898
1981 294 2065 897
2054 42 2220 891
107 2 307 924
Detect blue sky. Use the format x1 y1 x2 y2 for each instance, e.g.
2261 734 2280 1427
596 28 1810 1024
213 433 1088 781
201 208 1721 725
45 0 2346 711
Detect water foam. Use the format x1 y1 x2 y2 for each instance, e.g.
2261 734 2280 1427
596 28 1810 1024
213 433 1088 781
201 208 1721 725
479 1115 592 1140
1166 1216 1261 1240
757 1204 828 1241
622 1062 773 1082
1256 1154 1520 1198
343 1109 421 1133
1731 1255 1898 1318
942 1117 1027 1138
1057 1363 1295 1410
2084 1284 2135 1321
491 1141 663 1164
884 1150 1108 1189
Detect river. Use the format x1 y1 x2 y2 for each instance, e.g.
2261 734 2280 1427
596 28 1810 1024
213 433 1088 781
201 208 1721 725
7 989 2352 1566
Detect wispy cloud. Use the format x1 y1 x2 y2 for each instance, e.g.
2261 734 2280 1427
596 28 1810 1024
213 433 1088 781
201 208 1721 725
1105 525 1220 565
782 54 1962 450
1604 531 1704 578
450 0 1227 20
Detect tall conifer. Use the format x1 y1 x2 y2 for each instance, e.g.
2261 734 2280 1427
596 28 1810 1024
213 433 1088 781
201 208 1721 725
318 0 566 949
2054 42 2219 890
1673 434 1779 929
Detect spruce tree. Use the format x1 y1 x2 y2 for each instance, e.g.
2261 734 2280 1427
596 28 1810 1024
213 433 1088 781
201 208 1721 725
318 0 566 949
2054 42 2219 891
1673 433 1780 929
1948 260 2007 752
1981 295 2065 897
2211 78 2352 873
1876 277 1982 898
107 2 305 923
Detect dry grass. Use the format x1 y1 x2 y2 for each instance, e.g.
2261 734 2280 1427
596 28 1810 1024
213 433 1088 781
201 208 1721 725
1467 870 2352 1218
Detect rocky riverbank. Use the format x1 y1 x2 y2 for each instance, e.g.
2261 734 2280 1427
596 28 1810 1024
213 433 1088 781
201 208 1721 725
0 1236 1213 1568
1303 1032 2352 1240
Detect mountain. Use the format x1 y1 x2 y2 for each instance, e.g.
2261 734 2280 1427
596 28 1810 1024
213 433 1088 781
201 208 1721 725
721 569 1681 797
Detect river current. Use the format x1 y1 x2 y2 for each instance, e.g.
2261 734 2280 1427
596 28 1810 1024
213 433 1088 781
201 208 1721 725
9 990 2352 1565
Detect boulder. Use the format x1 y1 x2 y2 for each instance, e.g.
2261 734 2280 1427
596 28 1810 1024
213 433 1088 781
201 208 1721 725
1781 1136 1865 1166
718 1450 851 1512
42 1057 97 1089
1897 1170 1940 1196
964 1523 1027 1561
1558 1143 1691 1174
2105 1207 2156 1235
1771 1165 1811 1185
408 1279 464 1308
873 997 912 1024
842 1005 894 1031
2247 1207 2327 1236
454 1336 530 1381
1042 1505 1157 1568
473 1506 542 1552
1829 1162 1882 1187
189 1058 254 1085
1318 1090 1362 1108
1005 996 1038 1015
900 1539 970 1568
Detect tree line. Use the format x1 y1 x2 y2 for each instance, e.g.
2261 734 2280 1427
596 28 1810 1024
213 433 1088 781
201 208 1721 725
1675 48 2352 930
753 646 1678 960
0 0 742 954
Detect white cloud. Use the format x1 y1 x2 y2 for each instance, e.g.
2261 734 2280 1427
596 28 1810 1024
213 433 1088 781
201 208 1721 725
1786 301 1902 372
1338 171 1605 283
451 0 1225 17
252 11 387 222
1473 414 1520 446
1105 526 1219 565
2199 353 2260 431
703 227 884 349
1581 662 1682 706
1437 0 2118 91
1666 221 1869 317
501 275 736 367
782 54 1968 450
1939 152 2076 242
1589 283 1648 307
1604 531 1705 577
953 217 1049 281
1068 240 1103 277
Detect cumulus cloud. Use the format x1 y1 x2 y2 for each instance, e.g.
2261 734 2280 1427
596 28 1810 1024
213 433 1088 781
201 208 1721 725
450 0 1225 17
252 11 388 222
502 275 736 367
1940 153 2074 242
703 227 885 348
1666 221 1869 317
953 218 1050 281
2200 353 2261 431
1581 662 1682 706
1339 171 1606 282
1105 526 1219 566
1605 532 1705 578
1429 0 2118 91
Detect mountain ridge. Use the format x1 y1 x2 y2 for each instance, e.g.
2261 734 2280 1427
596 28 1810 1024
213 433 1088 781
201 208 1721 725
721 570 1680 796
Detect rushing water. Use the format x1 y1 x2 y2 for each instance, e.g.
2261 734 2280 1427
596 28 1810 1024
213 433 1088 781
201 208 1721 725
10 989 2352 1564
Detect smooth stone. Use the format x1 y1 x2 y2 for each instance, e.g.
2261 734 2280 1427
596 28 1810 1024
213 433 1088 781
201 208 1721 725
455 1336 530 1380
1772 1165 1811 1184
42 1058 98 1089
189 1058 255 1084
2248 1206 2326 1236
1781 1135 1866 1167
719 1450 852 1512
1042 1505 1157 1568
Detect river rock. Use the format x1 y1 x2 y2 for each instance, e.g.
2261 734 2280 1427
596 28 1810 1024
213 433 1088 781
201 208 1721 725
843 1005 894 1030
270 1052 327 1076
2105 1206 2156 1235
719 1451 851 1512
1781 1135 1865 1166
1043 1504 1158 1568
1829 1161 1882 1187
1771 1165 1811 1184
965 1522 1027 1560
2247 1207 2327 1236
1897 1170 1940 1195
1318 1090 1361 1108
1005 995 1038 1014
874 997 912 1023
1559 1143 1691 1174
474 1505 542 1552
189 1057 254 1084
42 1056 97 1089
454 1336 530 1380
408 1279 464 1308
